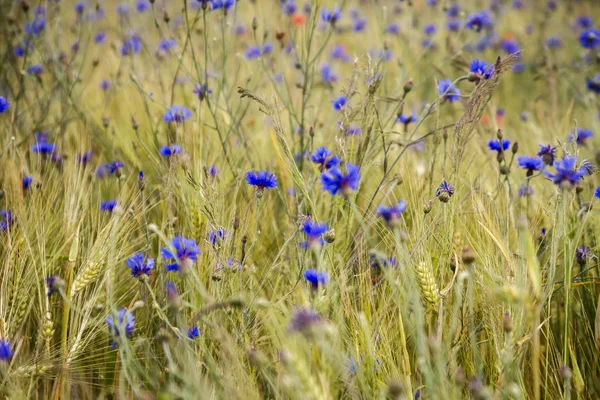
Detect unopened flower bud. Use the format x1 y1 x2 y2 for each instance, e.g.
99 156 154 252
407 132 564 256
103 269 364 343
503 312 513 333
386 378 405 399
423 200 433 214
511 141 519 154
461 247 476 265
403 79 413 95
323 229 335 243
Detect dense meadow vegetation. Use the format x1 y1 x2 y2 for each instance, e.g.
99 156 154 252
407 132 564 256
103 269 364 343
1 0 600 398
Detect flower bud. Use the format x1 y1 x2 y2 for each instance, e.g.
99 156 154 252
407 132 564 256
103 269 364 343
503 312 513 333
511 141 519 154
403 79 413 95
461 247 476 265
423 200 433 214
323 229 335 243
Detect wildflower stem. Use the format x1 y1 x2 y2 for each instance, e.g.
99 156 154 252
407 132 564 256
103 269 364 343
562 189 572 375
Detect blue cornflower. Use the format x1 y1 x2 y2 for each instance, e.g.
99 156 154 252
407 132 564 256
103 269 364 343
207 165 219 177
46 275 65 297
74 1 86 14
288 308 321 334
121 36 142 56
332 95 347 111
161 235 201 272
94 32 106 44
166 280 180 305
100 200 118 212
517 155 545 176
106 308 135 343
518 184 534 197
211 0 235 10
0 210 13 231
0 340 13 362
108 160 125 174
500 38 520 54
136 0 149 12
22 176 33 191
397 112 417 127
488 139 511 152
208 228 226 246
386 23 400 35
569 128 593 145
465 11 492 32
370 253 397 272
544 156 588 186
576 246 592 266
301 220 328 248
193 83 211 101
304 269 329 289
512 63 525 73
126 253 155 278
436 180 454 202
159 144 183 157
14 44 26 57
353 17 366 32
447 18 460 32
246 170 278 190
545 36 562 49
25 18 46 36
321 7 341 25
575 16 593 29
100 79 111 91
311 147 340 170
245 46 261 59
27 65 43 75
320 64 338 84
164 105 192 124
447 4 460 17
96 160 125 178
0 97 9 113
586 74 600 94
377 200 407 226
579 28 600 49
346 125 362 135
321 163 360 195
469 59 493 79
424 24 437 36
32 142 56 155
282 0 297 16
187 326 201 339
594 186 600 199
437 79 461 103
330 44 350 62
159 38 177 52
